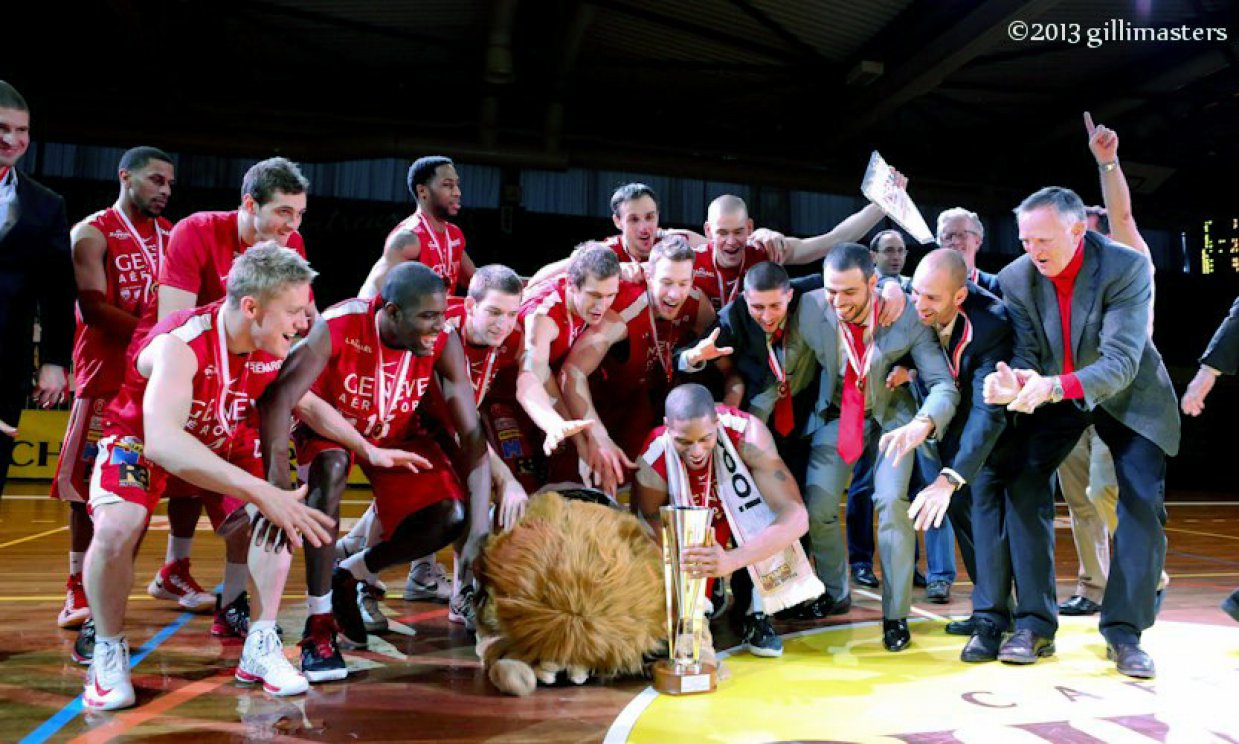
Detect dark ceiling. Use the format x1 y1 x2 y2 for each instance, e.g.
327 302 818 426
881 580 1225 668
9 0 1239 221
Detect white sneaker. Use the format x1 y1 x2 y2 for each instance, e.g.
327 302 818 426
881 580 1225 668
404 558 452 601
357 581 389 633
448 583 476 632
82 637 135 711
236 627 309 697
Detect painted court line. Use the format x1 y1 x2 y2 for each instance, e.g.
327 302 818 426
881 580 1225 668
0 526 69 550
19 590 213 744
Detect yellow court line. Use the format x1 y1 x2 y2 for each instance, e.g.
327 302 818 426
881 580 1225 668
0 525 68 549
1165 525 1239 542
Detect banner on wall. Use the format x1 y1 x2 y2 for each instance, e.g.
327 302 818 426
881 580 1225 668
6 409 369 485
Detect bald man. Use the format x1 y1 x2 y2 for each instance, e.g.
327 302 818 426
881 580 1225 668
905 249 1014 656
693 194 888 311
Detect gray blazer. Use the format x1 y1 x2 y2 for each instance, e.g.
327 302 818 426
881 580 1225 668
997 231 1180 456
794 289 959 438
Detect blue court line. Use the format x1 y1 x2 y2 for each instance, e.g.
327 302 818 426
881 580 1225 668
20 586 219 744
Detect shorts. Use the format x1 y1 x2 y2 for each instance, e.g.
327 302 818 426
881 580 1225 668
296 433 465 542
51 396 109 503
88 435 251 530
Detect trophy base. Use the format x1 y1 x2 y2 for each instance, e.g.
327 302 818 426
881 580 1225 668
652 660 717 695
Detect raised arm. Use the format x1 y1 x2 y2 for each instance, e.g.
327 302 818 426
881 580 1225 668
1084 112 1149 257
781 203 887 265
360 229 420 299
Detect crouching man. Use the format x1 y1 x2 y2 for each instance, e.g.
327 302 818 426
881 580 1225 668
634 383 819 660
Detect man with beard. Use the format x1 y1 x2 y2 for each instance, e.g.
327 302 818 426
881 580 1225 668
361 155 475 297
560 237 715 495
903 249 1013 654
793 243 959 652
51 147 175 630
691 194 889 312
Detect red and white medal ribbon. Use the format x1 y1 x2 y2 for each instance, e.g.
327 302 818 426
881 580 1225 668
464 309 499 406
112 206 162 300
418 211 456 289
765 327 788 399
715 245 745 307
945 310 973 382
645 293 674 384
841 300 879 390
373 310 413 428
214 305 246 438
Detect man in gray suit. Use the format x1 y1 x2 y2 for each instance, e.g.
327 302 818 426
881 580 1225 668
793 243 959 652
984 186 1179 678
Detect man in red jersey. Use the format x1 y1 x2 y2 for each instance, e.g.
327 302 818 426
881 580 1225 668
561 237 715 495
360 155 475 298
259 262 493 674
692 194 889 311
140 157 315 631
635 383 813 660
515 243 619 464
51 147 175 630
81 245 337 710
331 265 533 642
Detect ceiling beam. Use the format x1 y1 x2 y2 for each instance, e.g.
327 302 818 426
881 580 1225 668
584 0 798 64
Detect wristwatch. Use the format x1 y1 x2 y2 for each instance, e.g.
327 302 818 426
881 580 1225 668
941 470 964 492
1049 376 1065 404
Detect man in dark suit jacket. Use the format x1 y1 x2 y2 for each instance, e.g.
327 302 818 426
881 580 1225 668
936 207 1001 296
983 186 1179 679
0 81 73 497
904 249 1015 656
1180 293 1239 622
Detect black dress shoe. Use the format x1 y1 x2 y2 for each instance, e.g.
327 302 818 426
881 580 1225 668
1107 643 1156 678
960 618 1003 663
1058 595 1101 616
926 580 951 604
945 616 976 636
913 571 928 588
997 629 1055 664
882 618 910 652
775 593 851 621
1222 588 1239 623
851 564 880 589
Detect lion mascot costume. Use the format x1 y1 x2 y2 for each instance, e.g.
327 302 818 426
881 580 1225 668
474 488 680 696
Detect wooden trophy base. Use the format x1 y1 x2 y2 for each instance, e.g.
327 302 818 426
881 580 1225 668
652 659 717 695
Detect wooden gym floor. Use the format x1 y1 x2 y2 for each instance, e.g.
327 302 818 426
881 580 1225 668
2 482 1237 743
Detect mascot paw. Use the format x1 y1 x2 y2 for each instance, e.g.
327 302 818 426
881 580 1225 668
490 659 537 697
534 660 562 685
566 665 589 685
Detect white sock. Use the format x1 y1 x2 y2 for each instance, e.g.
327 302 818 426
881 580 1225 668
221 562 248 605
340 551 377 585
410 554 433 570
69 551 85 576
96 633 123 646
166 536 193 564
249 620 276 634
307 593 332 616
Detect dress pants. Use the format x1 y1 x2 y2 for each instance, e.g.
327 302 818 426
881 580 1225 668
806 416 916 619
979 405 1167 644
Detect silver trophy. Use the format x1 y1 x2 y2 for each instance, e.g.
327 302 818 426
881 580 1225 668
653 505 717 695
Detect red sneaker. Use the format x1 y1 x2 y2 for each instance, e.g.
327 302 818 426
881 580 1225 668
148 558 215 611
57 573 91 629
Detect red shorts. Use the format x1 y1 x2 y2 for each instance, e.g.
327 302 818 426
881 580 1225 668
296 433 464 542
88 435 251 530
51 396 109 503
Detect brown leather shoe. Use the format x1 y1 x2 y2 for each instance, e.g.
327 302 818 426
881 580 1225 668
997 629 1054 664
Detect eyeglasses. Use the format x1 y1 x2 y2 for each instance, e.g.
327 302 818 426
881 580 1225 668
938 230 980 242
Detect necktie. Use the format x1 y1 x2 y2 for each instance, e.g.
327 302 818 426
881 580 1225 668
837 322 866 464
769 328 794 437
